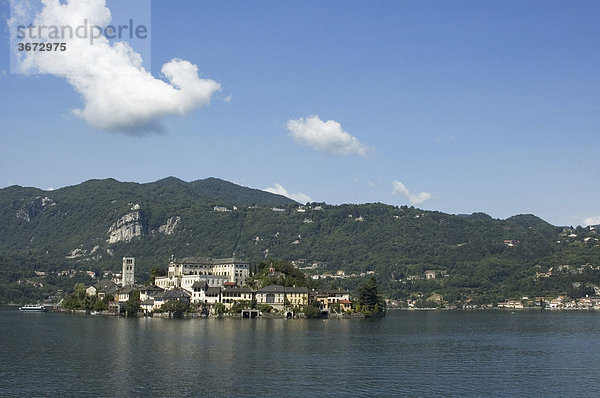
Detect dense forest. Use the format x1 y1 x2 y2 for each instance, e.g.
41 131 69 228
0 177 598 304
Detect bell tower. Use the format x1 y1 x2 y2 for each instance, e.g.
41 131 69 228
122 256 135 286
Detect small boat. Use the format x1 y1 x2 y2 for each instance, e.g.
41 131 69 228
19 304 46 312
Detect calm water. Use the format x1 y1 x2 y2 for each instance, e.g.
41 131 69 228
1 308 599 397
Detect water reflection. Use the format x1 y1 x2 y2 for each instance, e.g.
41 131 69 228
2 308 600 397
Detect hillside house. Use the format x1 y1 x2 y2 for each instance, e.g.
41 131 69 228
425 270 437 279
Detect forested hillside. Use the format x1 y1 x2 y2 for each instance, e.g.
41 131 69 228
1 177 598 304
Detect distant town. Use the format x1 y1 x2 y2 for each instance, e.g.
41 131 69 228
23 254 600 316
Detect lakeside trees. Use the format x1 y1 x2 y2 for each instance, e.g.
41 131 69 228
356 276 386 317
124 291 141 317
302 301 323 318
161 300 189 318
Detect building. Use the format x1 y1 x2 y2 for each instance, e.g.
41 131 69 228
425 270 437 279
314 289 351 312
96 280 119 300
221 287 254 309
115 285 137 303
497 300 524 309
108 285 138 314
150 288 191 312
284 287 309 307
86 285 98 296
256 285 286 310
138 284 164 315
189 281 208 304
205 287 221 305
138 284 164 313
162 288 191 304
503 240 520 247
140 299 155 314
189 281 225 305
154 257 250 289
549 297 564 309
122 256 135 286
108 301 124 314
150 291 167 311
255 286 311 311
139 285 164 302
338 299 353 312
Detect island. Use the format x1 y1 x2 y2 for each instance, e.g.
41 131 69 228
59 256 386 319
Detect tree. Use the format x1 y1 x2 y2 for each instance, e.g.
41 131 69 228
125 291 141 317
61 293 82 310
230 300 252 314
61 282 88 310
357 276 386 317
74 283 86 300
214 303 226 316
259 304 273 313
161 300 189 318
329 302 341 314
303 301 322 318
149 266 166 284
84 294 97 311
93 295 111 311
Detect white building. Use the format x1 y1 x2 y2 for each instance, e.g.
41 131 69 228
122 256 135 286
256 285 286 310
188 281 225 305
221 287 254 309
154 257 250 291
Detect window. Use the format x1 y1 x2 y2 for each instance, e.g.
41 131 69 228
266 293 275 304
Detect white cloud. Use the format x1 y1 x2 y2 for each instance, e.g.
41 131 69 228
12 0 220 134
583 216 600 226
287 115 368 157
392 180 432 205
264 183 313 204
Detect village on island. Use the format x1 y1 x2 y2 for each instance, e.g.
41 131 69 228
48 252 600 319
72 256 356 318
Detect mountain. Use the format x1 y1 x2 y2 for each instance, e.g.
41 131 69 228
189 177 299 206
1 177 599 304
156 176 298 207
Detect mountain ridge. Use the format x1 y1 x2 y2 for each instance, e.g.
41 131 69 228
1 177 598 304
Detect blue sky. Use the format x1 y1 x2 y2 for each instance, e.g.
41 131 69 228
0 0 599 227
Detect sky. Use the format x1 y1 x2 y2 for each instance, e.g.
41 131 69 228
0 0 599 227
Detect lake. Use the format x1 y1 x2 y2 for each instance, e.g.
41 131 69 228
1 307 599 397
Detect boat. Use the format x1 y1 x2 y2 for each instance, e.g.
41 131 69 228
19 304 46 312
